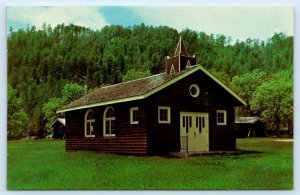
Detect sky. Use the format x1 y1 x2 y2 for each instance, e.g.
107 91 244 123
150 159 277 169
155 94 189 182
7 6 293 42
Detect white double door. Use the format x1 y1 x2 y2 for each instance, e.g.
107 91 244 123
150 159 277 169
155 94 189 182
180 112 209 152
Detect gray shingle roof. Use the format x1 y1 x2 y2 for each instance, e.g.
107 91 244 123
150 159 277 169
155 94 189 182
58 66 199 112
235 117 261 124
57 65 246 113
51 118 66 127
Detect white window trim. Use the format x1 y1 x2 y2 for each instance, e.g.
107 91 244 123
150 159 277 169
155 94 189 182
84 109 95 138
189 84 200 98
216 110 227 126
130 107 139 125
158 106 171 124
103 106 116 137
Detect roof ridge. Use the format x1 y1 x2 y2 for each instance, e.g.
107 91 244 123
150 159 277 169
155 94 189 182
57 65 201 113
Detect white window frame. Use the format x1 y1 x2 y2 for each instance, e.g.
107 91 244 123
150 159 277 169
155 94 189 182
84 109 95 138
130 107 139 125
216 110 227 126
103 106 116 137
189 84 200 98
158 106 171 124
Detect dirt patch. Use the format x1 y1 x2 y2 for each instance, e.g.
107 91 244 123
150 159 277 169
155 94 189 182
274 139 293 142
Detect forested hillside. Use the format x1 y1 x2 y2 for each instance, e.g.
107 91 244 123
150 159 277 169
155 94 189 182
7 23 293 138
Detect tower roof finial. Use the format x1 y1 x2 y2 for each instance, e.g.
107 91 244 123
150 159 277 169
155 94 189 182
174 36 188 56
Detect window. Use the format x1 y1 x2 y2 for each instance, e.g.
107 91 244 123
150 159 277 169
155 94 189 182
58 126 64 134
182 116 189 133
103 106 116 136
130 107 139 124
189 84 200 98
85 109 95 137
158 106 171 124
217 110 227 125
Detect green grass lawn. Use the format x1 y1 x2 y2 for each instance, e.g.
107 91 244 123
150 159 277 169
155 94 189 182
7 137 293 190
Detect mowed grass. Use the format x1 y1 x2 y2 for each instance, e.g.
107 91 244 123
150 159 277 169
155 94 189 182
7 138 293 190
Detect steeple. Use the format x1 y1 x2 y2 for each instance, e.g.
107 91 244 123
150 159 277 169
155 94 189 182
165 37 196 75
174 36 188 56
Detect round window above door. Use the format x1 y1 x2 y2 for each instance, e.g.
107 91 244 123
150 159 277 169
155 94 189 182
189 84 200 98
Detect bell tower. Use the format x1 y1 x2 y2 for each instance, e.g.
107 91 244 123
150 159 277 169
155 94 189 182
165 36 196 75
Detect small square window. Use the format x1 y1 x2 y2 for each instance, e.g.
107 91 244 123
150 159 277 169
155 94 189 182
58 126 64 134
217 110 227 125
158 106 171 124
130 107 139 124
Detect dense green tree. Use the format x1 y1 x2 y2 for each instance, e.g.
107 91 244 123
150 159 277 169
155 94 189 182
8 85 29 138
122 69 152 82
208 69 231 86
43 83 85 128
7 23 293 136
43 98 64 129
230 70 268 116
61 83 85 104
250 68 293 135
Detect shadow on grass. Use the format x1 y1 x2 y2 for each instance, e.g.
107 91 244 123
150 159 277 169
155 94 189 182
237 149 263 155
164 150 263 159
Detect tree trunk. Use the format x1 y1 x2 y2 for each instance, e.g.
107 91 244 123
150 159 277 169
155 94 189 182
288 118 293 137
274 111 280 137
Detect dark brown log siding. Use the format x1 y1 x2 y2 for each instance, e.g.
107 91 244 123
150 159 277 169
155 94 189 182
65 101 147 155
65 69 240 155
145 70 238 154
